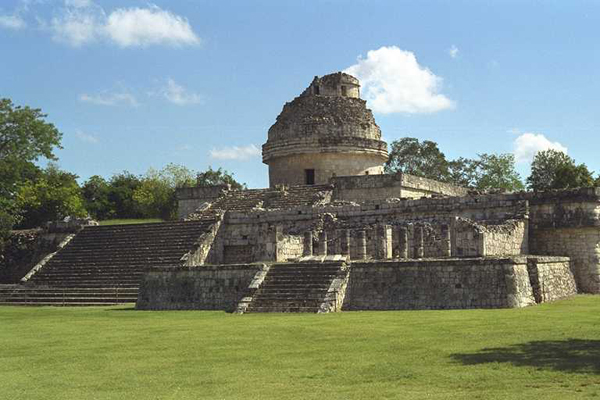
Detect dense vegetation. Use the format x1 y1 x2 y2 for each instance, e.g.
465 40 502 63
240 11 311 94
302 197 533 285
0 296 599 399
386 137 600 191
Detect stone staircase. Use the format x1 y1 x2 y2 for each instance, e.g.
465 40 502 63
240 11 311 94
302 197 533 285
244 261 346 313
0 220 215 306
186 185 333 221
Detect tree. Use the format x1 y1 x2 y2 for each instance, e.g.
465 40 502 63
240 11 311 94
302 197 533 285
0 98 62 164
0 99 62 233
385 138 451 181
107 172 143 219
473 153 524 191
527 149 594 191
448 157 478 187
386 138 524 191
197 166 245 190
133 164 196 220
82 176 112 220
15 164 86 228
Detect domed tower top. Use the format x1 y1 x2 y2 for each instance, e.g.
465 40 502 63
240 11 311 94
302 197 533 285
300 72 361 98
263 72 388 188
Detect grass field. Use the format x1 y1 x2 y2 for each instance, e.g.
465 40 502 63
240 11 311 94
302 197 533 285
98 219 164 226
1 296 599 399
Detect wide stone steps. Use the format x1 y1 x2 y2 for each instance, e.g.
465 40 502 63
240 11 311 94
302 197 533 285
1 220 216 307
31 276 143 283
44 257 183 266
245 305 322 313
0 286 138 306
245 262 343 313
62 236 201 246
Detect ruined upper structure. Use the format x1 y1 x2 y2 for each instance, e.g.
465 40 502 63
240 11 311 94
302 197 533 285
262 72 389 188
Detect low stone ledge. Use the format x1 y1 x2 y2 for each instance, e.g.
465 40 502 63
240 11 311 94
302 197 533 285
136 263 265 311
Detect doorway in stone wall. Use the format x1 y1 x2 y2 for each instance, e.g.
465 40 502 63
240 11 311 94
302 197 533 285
305 169 315 185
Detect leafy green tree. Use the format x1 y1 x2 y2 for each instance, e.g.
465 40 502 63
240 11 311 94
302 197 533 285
107 172 143 219
15 164 86 228
0 99 62 234
473 153 524 191
82 175 112 220
448 157 478 187
527 149 594 191
0 98 62 165
385 138 450 181
197 166 246 190
133 164 196 220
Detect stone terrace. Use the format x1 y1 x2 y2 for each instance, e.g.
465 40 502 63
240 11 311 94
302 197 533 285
0 220 215 306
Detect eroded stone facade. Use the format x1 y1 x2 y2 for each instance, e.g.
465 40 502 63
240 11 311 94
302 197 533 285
263 72 388 187
140 72 599 313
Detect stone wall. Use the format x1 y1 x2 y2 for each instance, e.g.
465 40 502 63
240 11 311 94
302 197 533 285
342 257 539 310
480 219 528 256
401 174 470 198
277 234 304 262
214 194 528 263
526 256 577 303
181 217 223 266
267 152 385 187
530 227 600 293
176 185 229 220
330 173 468 203
136 264 264 311
0 230 71 283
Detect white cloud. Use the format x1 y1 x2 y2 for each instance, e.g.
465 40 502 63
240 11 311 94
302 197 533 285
65 0 93 8
210 144 261 161
75 130 99 144
0 14 26 30
448 45 459 58
513 132 568 163
79 91 139 107
345 46 454 114
50 4 104 46
48 2 199 47
159 78 203 105
105 6 199 48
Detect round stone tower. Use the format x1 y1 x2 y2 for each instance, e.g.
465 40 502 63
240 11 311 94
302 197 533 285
262 72 388 187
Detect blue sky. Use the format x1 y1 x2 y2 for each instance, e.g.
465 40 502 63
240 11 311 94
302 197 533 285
1 0 599 188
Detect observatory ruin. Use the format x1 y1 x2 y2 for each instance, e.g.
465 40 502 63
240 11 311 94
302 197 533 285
2 72 596 312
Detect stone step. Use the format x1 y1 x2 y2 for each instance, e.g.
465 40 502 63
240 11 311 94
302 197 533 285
0 290 138 296
245 306 320 313
252 295 325 301
42 260 177 268
34 269 146 276
2 296 137 303
31 277 142 284
79 221 211 233
266 271 340 277
62 239 199 249
25 283 140 288
54 249 191 258
256 287 329 294
263 278 331 287
0 301 136 307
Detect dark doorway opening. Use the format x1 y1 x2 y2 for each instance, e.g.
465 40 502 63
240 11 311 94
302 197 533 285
305 169 315 185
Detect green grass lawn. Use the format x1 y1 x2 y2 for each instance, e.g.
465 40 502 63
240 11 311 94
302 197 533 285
1 296 599 400
98 219 164 226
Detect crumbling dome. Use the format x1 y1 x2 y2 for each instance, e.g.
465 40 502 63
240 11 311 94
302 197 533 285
262 72 389 187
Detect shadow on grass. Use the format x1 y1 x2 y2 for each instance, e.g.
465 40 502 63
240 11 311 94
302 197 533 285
451 339 600 374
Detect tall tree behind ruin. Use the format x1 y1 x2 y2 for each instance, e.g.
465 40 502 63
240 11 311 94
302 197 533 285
385 138 451 181
527 149 594 191
0 98 63 242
